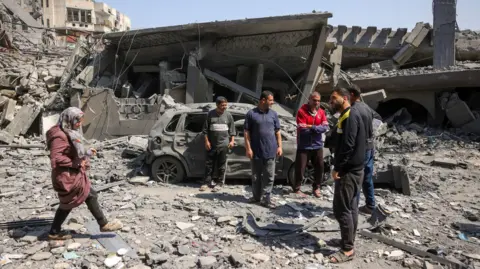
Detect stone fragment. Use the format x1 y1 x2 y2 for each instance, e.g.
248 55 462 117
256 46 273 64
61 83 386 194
127 265 151 269
67 242 82 250
175 222 195 231
54 263 70 269
388 250 405 261
31 252 53 261
177 245 190 256
217 216 234 224
251 253 270 262
241 244 256 252
229 252 245 267
50 247 66 254
147 253 169 264
117 248 128 256
104 255 122 268
128 176 149 185
24 242 48 255
198 256 217 267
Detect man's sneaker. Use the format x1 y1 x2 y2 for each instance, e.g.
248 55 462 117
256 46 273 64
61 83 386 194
48 231 72 241
359 205 374 215
100 220 123 232
199 185 209 191
313 189 321 198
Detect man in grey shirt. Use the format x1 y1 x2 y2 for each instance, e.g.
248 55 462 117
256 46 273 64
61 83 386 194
200 96 236 192
347 84 383 215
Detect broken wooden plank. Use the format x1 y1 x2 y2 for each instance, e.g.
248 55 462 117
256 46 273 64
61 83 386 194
204 69 260 99
85 220 138 258
359 230 469 269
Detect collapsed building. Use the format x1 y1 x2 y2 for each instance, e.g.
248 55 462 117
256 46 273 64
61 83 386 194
1 0 479 144
56 11 480 141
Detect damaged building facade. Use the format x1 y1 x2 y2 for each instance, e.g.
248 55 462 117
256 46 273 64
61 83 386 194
61 5 480 141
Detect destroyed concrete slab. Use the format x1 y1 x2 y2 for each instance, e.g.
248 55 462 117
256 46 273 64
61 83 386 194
0 98 16 125
0 104 42 144
361 89 387 110
445 100 475 127
2 0 42 29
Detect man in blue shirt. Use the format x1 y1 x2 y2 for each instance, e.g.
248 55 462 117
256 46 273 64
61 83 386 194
244 91 282 209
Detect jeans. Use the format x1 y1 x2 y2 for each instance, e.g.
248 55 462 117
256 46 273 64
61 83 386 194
50 189 108 234
362 149 375 209
294 148 324 191
204 146 228 185
251 158 276 202
333 169 364 251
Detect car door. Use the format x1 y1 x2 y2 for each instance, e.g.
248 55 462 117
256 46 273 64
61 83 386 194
172 112 207 177
226 120 252 178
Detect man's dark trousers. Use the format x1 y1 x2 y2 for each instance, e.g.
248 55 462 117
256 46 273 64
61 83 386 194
363 149 375 209
204 146 228 184
333 169 364 251
294 148 324 191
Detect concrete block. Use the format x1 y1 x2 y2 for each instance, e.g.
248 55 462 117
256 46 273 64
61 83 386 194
75 65 94 85
360 89 387 110
0 98 16 125
445 100 475 127
392 165 411 196
0 104 42 144
393 44 416 65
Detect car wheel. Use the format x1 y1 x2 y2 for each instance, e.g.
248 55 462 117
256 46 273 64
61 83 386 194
287 163 315 187
151 156 186 184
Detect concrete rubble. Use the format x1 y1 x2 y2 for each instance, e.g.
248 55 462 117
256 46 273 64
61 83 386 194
0 120 479 269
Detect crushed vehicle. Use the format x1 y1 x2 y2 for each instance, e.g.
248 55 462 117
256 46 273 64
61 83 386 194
145 103 333 186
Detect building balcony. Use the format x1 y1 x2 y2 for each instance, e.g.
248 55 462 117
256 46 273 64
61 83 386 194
94 23 113 33
94 2 112 16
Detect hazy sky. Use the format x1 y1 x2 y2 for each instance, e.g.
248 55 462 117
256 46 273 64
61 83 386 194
106 0 479 31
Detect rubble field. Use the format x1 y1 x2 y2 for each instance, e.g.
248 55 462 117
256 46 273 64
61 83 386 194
0 122 479 269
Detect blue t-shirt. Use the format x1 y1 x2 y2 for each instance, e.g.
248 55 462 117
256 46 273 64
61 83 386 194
244 107 281 159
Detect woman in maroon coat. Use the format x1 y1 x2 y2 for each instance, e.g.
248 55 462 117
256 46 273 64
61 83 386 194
46 107 122 240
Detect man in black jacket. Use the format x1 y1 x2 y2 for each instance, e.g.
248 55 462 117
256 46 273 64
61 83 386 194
347 84 383 215
328 87 366 264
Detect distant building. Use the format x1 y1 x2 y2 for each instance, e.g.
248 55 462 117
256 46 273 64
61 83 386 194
40 0 131 46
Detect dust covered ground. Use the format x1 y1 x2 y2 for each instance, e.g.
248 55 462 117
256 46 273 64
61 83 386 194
0 126 479 269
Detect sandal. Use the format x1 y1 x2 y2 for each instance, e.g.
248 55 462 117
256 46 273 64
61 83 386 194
328 250 355 264
211 185 222 192
199 185 209 191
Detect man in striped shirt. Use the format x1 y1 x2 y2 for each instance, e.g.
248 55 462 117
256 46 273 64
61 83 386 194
200 96 236 192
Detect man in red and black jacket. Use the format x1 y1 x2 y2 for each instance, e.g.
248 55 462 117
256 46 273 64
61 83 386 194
293 92 329 198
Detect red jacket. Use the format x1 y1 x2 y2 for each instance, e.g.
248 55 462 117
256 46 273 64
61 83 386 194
296 104 329 150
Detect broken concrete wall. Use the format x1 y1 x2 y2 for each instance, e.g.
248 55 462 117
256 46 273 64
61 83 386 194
82 89 182 141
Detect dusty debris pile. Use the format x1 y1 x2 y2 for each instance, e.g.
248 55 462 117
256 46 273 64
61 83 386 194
346 61 480 80
0 128 479 269
0 50 71 144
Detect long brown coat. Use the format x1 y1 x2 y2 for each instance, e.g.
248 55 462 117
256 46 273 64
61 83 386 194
46 125 91 210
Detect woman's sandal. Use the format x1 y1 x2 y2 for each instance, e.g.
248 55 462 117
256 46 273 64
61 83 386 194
328 250 355 264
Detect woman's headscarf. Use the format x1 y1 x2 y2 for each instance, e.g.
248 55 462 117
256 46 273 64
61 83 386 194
58 107 92 158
